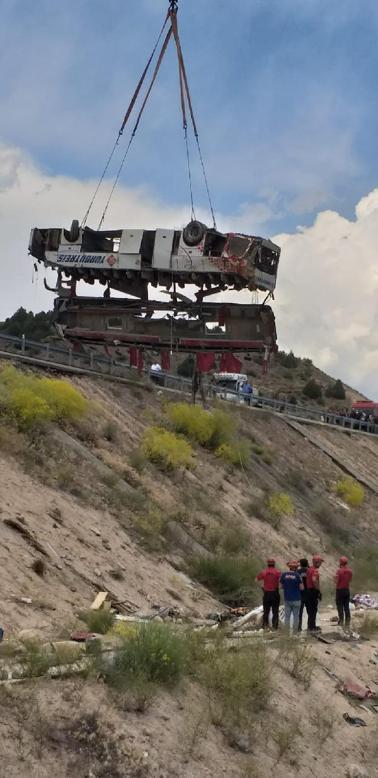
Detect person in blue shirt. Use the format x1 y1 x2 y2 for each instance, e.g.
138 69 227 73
280 561 304 632
241 381 253 405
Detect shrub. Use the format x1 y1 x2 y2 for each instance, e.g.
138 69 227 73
128 448 146 473
19 640 52 678
167 402 234 450
325 379 345 400
278 638 315 689
272 716 301 762
0 366 88 429
303 379 322 400
310 705 336 744
142 426 195 471
200 644 272 733
101 623 194 691
335 477 364 507
38 378 88 420
189 555 261 606
215 439 250 468
266 492 294 524
81 609 115 635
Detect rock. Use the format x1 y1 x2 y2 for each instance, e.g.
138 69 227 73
102 539 111 550
90 527 101 537
346 765 370 778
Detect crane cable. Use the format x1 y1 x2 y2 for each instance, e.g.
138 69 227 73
83 0 217 231
98 23 173 230
81 9 170 228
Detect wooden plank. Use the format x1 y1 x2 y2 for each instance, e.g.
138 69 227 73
90 592 109 611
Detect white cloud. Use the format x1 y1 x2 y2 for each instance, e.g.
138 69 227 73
0 142 377 399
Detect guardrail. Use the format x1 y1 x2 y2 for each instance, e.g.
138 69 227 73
0 332 376 436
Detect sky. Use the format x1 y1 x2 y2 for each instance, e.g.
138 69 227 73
0 0 377 397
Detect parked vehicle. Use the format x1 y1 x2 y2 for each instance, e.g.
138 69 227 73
211 372 259 404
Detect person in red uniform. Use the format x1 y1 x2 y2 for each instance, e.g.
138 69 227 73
255 558 281 629
335 556 353 628
306 554 323 631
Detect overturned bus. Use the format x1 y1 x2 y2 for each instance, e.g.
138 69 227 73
29 219 280 357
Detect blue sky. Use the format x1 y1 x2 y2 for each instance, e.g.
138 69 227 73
1 0 378 396
1 0 378 235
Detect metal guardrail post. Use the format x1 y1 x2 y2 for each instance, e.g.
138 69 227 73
45 344 50 360
21 334 25 353
90 353 94 370
68 347 73 367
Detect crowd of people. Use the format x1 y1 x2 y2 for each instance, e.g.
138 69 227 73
255 555 353 632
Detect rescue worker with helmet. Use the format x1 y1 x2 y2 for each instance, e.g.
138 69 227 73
306 554 323 631
335 556 353 628
255 558 281 629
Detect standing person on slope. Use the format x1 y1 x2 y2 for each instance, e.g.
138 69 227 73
280 561 304 632
255 559 281 630
306 555 323 632
297 558 309 632
335 556 353 629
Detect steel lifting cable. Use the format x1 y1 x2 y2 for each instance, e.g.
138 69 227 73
170 10 217 229
98 23 173 230
81 10 170 228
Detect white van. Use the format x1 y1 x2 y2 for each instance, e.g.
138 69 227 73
211 373 259 404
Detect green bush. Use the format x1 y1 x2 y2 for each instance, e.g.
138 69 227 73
142 426 195 471
189 555 261 606
0 366 88 429
215 439 250 468
266 492 294 521
101 623 194 691
200 644 272 732
167 402 234 450
303 379 322 400
81 609 115 634
335 477 364 507
325 379 346 399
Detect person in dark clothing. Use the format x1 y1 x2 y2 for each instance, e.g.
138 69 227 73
255 558 281 630
306 554 323 631
335 556 353 628
297 558 309 632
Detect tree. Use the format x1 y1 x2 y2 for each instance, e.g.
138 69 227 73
325 379 346 400
303 379 322 400
0 307 53 341
277 350 299 369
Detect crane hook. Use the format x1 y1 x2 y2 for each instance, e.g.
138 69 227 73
169 0 178 12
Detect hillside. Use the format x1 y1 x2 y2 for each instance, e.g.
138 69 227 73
0 361 377 778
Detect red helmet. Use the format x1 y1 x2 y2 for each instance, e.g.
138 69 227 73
339 556 348 566
267 558 275 566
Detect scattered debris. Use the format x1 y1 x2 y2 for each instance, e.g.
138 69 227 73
352 594 378 610
90 592 109 611
70 631 97 643
343 713 367 727
90 527 102 537
341 680 374 700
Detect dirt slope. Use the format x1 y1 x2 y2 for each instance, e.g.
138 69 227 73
0 367 377 777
